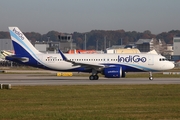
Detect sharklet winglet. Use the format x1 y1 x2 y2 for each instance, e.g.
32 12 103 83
58 49 67 61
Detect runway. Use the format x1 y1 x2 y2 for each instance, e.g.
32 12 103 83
0 74 180 86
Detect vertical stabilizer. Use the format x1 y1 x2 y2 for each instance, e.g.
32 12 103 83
8 27 41 56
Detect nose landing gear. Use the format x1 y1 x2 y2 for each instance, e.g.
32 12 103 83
149 72 153 80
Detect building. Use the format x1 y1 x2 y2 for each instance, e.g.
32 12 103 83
59 42 76 52
0 39 13 51
35 41 76 53
173 37 180 55
58 34 76 52
35 44 47 52
163 44 173 56
136 38 166 54
136 39 154 52
172 37 180 62
106 48 140 54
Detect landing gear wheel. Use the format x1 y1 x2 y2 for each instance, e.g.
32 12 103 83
94 75 99 80
89 75 94 80
89 75 99 80
149 76 153 81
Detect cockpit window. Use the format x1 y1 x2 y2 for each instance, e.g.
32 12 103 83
159 58 168 61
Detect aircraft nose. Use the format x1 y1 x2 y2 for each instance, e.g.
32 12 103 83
167 62 175 70
162 62 174 70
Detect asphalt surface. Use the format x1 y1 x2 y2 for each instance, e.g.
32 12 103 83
0 74 180 86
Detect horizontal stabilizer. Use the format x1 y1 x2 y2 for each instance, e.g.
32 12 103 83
6 55 29 63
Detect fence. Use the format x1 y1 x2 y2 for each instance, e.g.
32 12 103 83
0 61 26 67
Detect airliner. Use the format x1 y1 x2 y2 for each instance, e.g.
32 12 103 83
6 27 174 80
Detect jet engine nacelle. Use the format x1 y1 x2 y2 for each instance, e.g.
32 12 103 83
103 67 125 78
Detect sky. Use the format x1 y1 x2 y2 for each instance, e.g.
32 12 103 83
0 0 180 34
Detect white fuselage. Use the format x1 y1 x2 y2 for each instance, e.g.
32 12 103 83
35 53 174 72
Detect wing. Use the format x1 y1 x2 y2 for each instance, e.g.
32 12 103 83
58 49 105 70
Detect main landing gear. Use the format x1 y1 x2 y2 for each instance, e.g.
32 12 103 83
149 72 153 80
89 69 99 80
89 75 99 80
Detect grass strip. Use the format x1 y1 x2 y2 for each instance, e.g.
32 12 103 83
0 85 180 120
